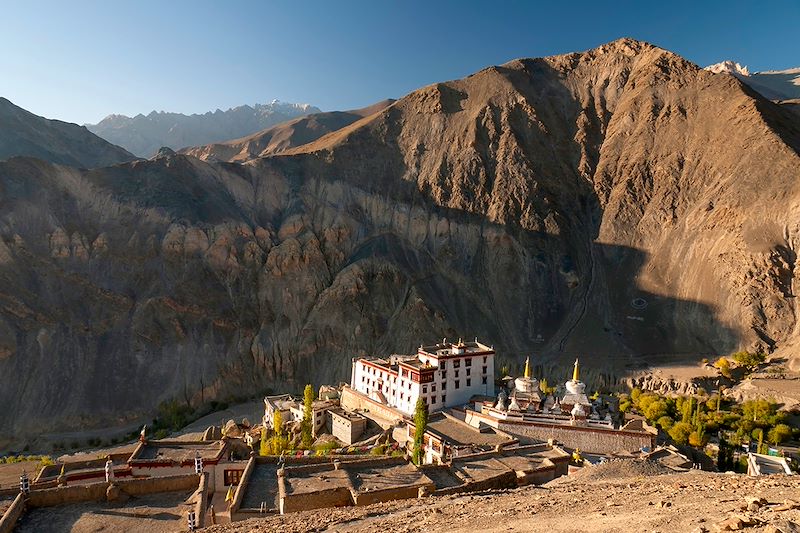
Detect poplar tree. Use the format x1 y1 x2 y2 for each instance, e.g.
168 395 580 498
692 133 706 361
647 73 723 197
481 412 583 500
412 398 428 465
302 384 314 447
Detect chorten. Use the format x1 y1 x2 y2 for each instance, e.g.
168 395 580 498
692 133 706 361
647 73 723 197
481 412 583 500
510 356 542 410
561 359 591 415
514 357 539 393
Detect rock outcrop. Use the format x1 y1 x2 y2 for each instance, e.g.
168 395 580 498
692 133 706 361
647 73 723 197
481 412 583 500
1 39 800 444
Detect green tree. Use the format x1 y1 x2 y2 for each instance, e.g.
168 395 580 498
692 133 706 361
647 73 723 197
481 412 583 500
644 399 669 422
767 424 792 446
412 398 428 465
715 357 732 379
630 388 642 404
682 397 694 424
688 425 708 448
731 351 766 373
657 415 675 431
259 429 272 456
301 384 314 448
668 422 693 445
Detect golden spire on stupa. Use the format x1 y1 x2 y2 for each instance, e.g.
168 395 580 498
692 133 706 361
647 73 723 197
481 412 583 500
524 356 531 379
572 358 580 382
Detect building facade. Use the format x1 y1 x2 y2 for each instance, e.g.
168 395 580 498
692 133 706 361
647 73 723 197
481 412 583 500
350 339 495 416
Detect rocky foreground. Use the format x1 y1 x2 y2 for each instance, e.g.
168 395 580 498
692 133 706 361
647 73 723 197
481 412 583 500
206 462 800 533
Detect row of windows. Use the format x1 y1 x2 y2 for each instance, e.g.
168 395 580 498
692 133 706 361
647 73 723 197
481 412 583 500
438 355 487 369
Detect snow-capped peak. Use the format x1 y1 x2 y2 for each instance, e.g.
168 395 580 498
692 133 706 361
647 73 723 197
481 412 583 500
705 60 750 76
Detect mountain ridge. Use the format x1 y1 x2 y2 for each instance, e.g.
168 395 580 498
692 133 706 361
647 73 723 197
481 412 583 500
0 97 136 168
2 38 800 448
87 100 321 158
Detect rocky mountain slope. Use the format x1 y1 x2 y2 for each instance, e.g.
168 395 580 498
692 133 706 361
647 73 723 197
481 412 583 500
181 100 395 162
0 98 135 168
87 101 321 158
2 38 800 446
706 61 800 101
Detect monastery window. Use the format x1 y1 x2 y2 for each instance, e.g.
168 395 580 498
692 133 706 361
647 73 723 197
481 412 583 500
455 370 459 378
482 376 487 385
423 386 428 394
455 380 460 389
465 358 472 367
400 392 404 400
466 378 471 387
442 394 447 403
441 371 447 380
466 368 471 376
361 376 365 382
224 469 243 486
432 395 436 404
453 359 460 368
407 382 411 390
482 366 487 374
440 361 447 370
431 384 436 392
483 356 487 363
442 382 447 390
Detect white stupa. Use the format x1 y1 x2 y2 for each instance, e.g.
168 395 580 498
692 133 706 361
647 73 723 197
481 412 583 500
514 357 539 393
561 358 591 415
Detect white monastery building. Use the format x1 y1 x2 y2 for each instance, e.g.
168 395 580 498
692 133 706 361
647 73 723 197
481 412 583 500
350 339 495 416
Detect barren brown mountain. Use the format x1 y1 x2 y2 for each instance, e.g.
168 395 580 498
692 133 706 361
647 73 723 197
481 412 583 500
181 99 395 162
1 38 799 448
0 97 135 168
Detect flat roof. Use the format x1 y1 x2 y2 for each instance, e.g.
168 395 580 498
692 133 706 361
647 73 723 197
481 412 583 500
451 456 511 483
130 441 225 463
346 462 432 492
419 340 494 357
426 414 513 447
281 467 352 496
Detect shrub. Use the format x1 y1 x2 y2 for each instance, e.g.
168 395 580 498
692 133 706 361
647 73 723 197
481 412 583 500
731 351 766 372
715 357 732 379
768 424 792 445
657 416 675 430
668 422 693 445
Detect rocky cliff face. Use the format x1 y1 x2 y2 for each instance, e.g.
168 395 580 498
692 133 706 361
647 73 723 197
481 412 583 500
87 101 321 158
0 98 135 168
2 39 800 444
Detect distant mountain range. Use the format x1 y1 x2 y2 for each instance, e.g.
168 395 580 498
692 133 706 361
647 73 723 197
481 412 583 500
87 100 321 158
705 61 800 101
0 97 135 168
181 99 395 162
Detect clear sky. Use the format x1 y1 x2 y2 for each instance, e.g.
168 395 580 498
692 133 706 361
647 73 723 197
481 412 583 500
1 0 798 125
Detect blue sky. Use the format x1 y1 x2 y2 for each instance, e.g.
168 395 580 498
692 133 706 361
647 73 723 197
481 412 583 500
1 0 798 124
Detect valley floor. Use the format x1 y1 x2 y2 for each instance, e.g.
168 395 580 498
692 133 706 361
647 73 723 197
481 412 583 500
205 465 800 533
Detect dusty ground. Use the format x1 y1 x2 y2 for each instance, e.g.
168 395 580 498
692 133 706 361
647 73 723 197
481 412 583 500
205 461 800 533
0 460 43 490
15 490 195 533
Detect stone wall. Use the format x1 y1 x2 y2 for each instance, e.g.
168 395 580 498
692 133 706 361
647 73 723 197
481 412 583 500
464 410 655 454
340 387 405 428
352 482 433 506
0 493 25 533
495 422 655 454
194 472 209 529
25 474 200 507
280 486 353 514
229 457 255 513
